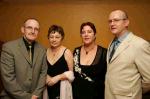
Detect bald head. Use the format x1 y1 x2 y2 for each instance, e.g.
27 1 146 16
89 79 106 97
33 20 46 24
109 10 128 20
23 18 40 28
108 10 130 37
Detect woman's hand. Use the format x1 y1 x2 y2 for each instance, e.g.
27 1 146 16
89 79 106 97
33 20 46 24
46 75 54 86
59 73 67 81
46 73 70 86
46 75 61 86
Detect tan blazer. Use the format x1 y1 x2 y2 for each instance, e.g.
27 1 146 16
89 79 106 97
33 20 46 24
105 33 150 99
0 38 47 99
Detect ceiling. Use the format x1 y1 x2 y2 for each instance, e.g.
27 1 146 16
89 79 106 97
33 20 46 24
0 0 150 4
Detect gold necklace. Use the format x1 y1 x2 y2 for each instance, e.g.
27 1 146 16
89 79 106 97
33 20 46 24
50 46 62 59
52 51 56 57
51 49 59 57
83 45 96 55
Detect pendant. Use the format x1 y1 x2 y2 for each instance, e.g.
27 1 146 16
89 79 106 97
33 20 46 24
85 51 88 55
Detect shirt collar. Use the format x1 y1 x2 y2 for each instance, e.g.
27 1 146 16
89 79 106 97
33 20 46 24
117 31 129 43
23 37 35 48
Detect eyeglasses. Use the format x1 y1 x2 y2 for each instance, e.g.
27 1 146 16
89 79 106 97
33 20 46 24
108 18 127 23
25 26 39 32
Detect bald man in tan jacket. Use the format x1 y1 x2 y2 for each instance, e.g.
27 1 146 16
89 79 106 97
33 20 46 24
105 10 150 99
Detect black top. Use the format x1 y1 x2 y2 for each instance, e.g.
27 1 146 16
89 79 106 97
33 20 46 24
47 49 68 99
73 45 107 99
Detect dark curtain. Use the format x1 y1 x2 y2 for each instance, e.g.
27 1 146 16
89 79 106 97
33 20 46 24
0 40 4 93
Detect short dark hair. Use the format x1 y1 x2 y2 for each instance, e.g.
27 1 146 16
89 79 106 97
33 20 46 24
47 25 65 39
80 22 96 35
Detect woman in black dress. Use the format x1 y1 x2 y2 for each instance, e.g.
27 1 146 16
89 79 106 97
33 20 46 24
46 25 73 99
73 22 107 99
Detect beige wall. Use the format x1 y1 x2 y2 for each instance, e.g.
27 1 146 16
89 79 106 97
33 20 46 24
0 1 150 50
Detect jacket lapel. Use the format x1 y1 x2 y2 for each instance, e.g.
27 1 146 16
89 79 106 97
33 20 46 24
33 43 41 66
107 41 113 64
109 33 134 63
18 38 32 64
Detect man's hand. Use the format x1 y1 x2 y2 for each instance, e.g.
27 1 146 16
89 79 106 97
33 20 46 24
31 95 38 99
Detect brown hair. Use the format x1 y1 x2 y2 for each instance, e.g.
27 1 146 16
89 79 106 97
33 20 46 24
80 22 96 35
47 25 65 39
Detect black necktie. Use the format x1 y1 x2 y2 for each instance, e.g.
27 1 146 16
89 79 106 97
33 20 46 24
109 39 119 62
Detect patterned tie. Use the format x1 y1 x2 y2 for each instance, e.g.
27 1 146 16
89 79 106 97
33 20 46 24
28 45 32 62
109 39 119 62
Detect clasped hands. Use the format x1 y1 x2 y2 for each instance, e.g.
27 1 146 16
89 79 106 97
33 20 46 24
46 73 66 86
46 71 74 86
